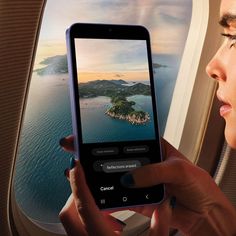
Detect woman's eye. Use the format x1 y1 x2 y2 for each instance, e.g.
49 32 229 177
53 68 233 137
221 33 236 48
221 33 236 49
230 40 236 48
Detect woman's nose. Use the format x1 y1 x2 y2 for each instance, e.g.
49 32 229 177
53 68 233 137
205 51 226 81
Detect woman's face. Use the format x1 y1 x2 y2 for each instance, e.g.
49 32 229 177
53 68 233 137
206 0 236 148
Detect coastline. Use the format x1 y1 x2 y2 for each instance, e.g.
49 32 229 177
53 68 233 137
105 110 150 125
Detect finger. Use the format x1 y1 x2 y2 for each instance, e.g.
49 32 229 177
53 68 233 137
59 194 88 236
149 200 172 236
160 138 188 161
69 160 118 236
121 157 195 188
59 135 74 152
128 205 157 218
64 168 70 180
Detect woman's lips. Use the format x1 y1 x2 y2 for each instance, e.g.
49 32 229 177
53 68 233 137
220 104 232 117
217 91 232 117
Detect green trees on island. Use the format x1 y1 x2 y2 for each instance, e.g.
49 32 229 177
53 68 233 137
79 80 151 125
108 97 135 115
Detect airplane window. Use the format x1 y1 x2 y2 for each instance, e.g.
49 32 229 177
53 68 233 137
14 0 192 224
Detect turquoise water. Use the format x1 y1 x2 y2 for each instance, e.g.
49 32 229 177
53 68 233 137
80 95 156 143
14 57 179 223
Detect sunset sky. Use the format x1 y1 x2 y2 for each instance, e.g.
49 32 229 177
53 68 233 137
75 39 150 82
78 71 149 83
35 0 192 69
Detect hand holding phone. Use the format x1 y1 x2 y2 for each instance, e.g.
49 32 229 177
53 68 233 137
66 23 164 209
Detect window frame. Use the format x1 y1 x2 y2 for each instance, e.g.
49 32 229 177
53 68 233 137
164 0 224 169
6 0 224 235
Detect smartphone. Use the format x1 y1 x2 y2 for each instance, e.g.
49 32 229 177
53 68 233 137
66 23 164 209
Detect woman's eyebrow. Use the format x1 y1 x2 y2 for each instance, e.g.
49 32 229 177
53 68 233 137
219 13 236 28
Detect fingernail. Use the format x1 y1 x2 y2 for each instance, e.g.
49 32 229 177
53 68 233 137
70 157 76 169
170 196 177 209
120 173 135 187
64 168 69 178
59 137 67 146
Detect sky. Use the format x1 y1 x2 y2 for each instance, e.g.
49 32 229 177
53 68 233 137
75 39 150 82
75 39 149 72
35 0 192 68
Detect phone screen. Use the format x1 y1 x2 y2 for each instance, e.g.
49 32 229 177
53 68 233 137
67 24 164 209
75 39 156 144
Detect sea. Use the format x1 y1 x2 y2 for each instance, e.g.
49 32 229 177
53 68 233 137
14 54 180 223
80 95 156 143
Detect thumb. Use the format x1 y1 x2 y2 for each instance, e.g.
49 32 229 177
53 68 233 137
149 199 172 236
121 157 194 188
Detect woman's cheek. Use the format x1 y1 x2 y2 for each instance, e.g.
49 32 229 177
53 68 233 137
224 110 236 148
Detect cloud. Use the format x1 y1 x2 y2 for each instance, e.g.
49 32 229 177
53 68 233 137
39 0 192 55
